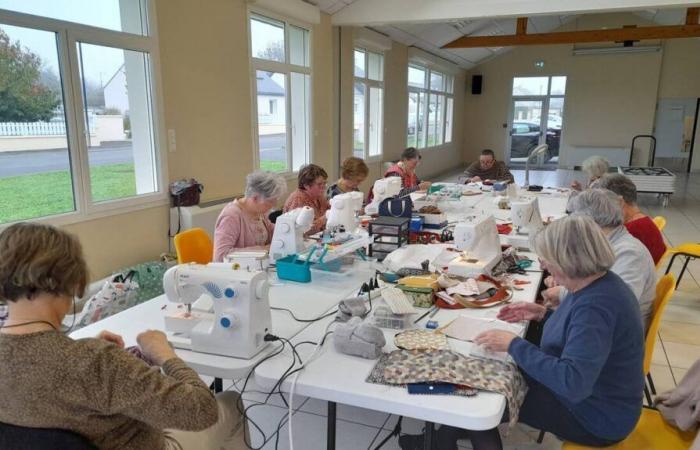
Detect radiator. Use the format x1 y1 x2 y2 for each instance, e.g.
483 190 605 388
169 197 236 238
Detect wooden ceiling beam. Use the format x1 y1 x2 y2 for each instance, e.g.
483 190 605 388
516 17 528 35
442 23 700 48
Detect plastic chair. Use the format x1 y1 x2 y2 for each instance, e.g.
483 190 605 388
173 227 213 264
664 243 700 290
652 216 666 231
561 407 696 450
0 422 96 450
642 273 676 405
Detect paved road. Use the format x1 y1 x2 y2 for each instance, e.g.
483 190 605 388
0 134 287 177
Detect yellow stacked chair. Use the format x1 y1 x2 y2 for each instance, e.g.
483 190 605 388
173 227 214 264
652 216 666 231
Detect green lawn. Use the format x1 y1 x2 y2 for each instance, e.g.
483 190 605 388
260 160 287 172
0 163 137 224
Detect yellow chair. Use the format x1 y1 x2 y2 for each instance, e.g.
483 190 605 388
174 227 214 264
664 243 700 290
642 273 676 404
562 407 696 450
652 216 667 232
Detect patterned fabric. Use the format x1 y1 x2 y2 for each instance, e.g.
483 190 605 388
394 330 448 351
366 351 478 397
380 349 528 426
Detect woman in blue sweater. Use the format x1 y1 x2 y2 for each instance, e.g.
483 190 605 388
400 215 645 450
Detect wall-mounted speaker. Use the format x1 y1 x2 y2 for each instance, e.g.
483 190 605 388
471 75 483 95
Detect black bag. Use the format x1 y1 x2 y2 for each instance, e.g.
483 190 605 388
169 178 203 207
378 196 413 218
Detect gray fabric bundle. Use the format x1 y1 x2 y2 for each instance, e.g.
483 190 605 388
656 357 700 432
334 317 386 359
336 297 369 322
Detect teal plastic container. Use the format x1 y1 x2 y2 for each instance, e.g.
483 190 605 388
276 255 312 283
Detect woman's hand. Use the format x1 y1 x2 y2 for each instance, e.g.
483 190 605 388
570 180 582 191
137 330 177 366
418 181 432 191
497 302 547 322
543 275 557 288
470 176 482 183
474 330 518 353
96 330 125 348
542 286 563 308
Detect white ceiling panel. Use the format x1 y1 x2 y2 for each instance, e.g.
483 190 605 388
413 24 464 47
448 47 494 63
529 15 564 33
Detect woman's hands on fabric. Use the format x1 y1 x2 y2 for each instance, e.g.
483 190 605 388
418 181 432 191
497 302 547 322
96 330 125 348
474 330 518 353
470 176 482 183
137 330 177 366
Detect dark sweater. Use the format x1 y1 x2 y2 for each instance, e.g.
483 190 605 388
0 331 218 449
464 160 514 183
508 271 644 440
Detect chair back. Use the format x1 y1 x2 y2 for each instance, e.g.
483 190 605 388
652 216 666 231
644 273 676 374
174 227 213 264
0 422 96 449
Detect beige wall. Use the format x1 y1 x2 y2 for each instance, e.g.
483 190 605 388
338 27 467 195
461 13 700 169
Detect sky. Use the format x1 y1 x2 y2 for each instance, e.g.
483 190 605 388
0 0 143 85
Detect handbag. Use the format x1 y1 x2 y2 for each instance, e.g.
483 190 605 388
378 195 413 218
169 178 203 207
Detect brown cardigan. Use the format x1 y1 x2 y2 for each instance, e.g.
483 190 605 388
0 331 217 449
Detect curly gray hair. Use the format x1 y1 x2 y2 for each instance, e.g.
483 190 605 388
245 171 287 201
581 155 610 179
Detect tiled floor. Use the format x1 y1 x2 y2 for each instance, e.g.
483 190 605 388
221 168 700 450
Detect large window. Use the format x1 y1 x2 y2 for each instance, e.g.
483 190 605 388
353 47 383 159
0 1 164 225
250 13 311 173
407 64 453 149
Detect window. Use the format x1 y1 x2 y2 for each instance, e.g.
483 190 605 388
250 13 311 173
407 64 453 149
0 2 164 225
353 48 384 159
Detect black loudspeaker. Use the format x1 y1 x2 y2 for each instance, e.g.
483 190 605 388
471 75 483 95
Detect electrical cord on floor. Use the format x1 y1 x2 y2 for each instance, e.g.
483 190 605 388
271 306 339 323
371 416 403 450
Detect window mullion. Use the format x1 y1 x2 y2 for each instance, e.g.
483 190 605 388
364 81 370 159
285 73 292 172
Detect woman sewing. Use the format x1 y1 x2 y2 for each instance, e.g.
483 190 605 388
327 157 369 200
384 147 432 196
284 164 330 235
0 223 244 449
213 170 287 262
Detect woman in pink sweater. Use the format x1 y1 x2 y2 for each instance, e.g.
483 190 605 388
213 171 287 262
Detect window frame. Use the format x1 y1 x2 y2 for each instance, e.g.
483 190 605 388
353 46 384 161
0 4 169 228
406 62 454 150
248 9 313 176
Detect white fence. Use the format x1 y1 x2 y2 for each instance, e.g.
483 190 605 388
0 121 67 136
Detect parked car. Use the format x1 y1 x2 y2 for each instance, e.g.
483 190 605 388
510 121 560 161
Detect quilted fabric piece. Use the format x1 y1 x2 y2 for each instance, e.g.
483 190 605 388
381 349 528 426
394 330 449 351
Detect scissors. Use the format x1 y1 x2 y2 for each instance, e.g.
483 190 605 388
506 259 533 274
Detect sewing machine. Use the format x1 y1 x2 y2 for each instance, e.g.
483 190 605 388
447 215 502 278
163 263 272 359
365 177 402 215
326 191 364 233
269 206 314 262
506 196 544 250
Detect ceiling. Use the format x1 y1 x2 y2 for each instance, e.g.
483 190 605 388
305 0 689 69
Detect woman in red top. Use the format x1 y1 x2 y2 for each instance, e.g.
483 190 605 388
283 164 330 235
599 173 667 265
384 147 432 197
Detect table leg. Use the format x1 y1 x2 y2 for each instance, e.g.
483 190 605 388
423 421 435 450
327 401 336 450
211 377 223 393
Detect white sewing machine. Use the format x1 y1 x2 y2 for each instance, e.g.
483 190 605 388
506 196 544 250
365 177 402 215
326 191 364 233
163 264 272 359
269 206 314 262
447 215 502 278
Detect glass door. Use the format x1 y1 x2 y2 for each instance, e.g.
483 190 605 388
508 99 545 166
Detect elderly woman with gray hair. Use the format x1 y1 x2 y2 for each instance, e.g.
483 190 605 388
213 171 287 262
543 189 656 330
400 216 645 450
571 155 609 191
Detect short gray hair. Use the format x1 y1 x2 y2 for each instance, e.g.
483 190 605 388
245 171 287 201
568 188 624 228
598 174 637 205
533 215 615 279
582 155 610 179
